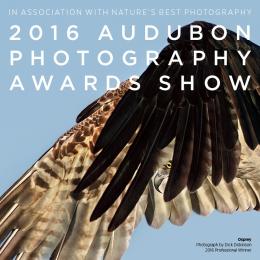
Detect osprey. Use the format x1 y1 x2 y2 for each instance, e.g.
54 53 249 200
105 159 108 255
1 21 260 259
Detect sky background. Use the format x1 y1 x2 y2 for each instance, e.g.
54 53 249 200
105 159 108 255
0 0 260 259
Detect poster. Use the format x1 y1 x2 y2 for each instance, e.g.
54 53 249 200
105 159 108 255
0 0 259 259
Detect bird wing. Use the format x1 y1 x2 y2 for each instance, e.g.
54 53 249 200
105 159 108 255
1 20 260 259
75 21 260 231
0 81 147 259
145 124 260 228
1 81 260 260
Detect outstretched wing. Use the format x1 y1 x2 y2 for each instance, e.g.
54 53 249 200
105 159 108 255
1 89 260 260
145 126 260 229
1 21 260 260
0 82 147 259
75 21 260 231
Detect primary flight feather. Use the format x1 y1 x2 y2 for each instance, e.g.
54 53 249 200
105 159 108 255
1 21 260 259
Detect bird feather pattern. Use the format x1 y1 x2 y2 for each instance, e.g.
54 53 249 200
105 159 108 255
1 21 260 259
